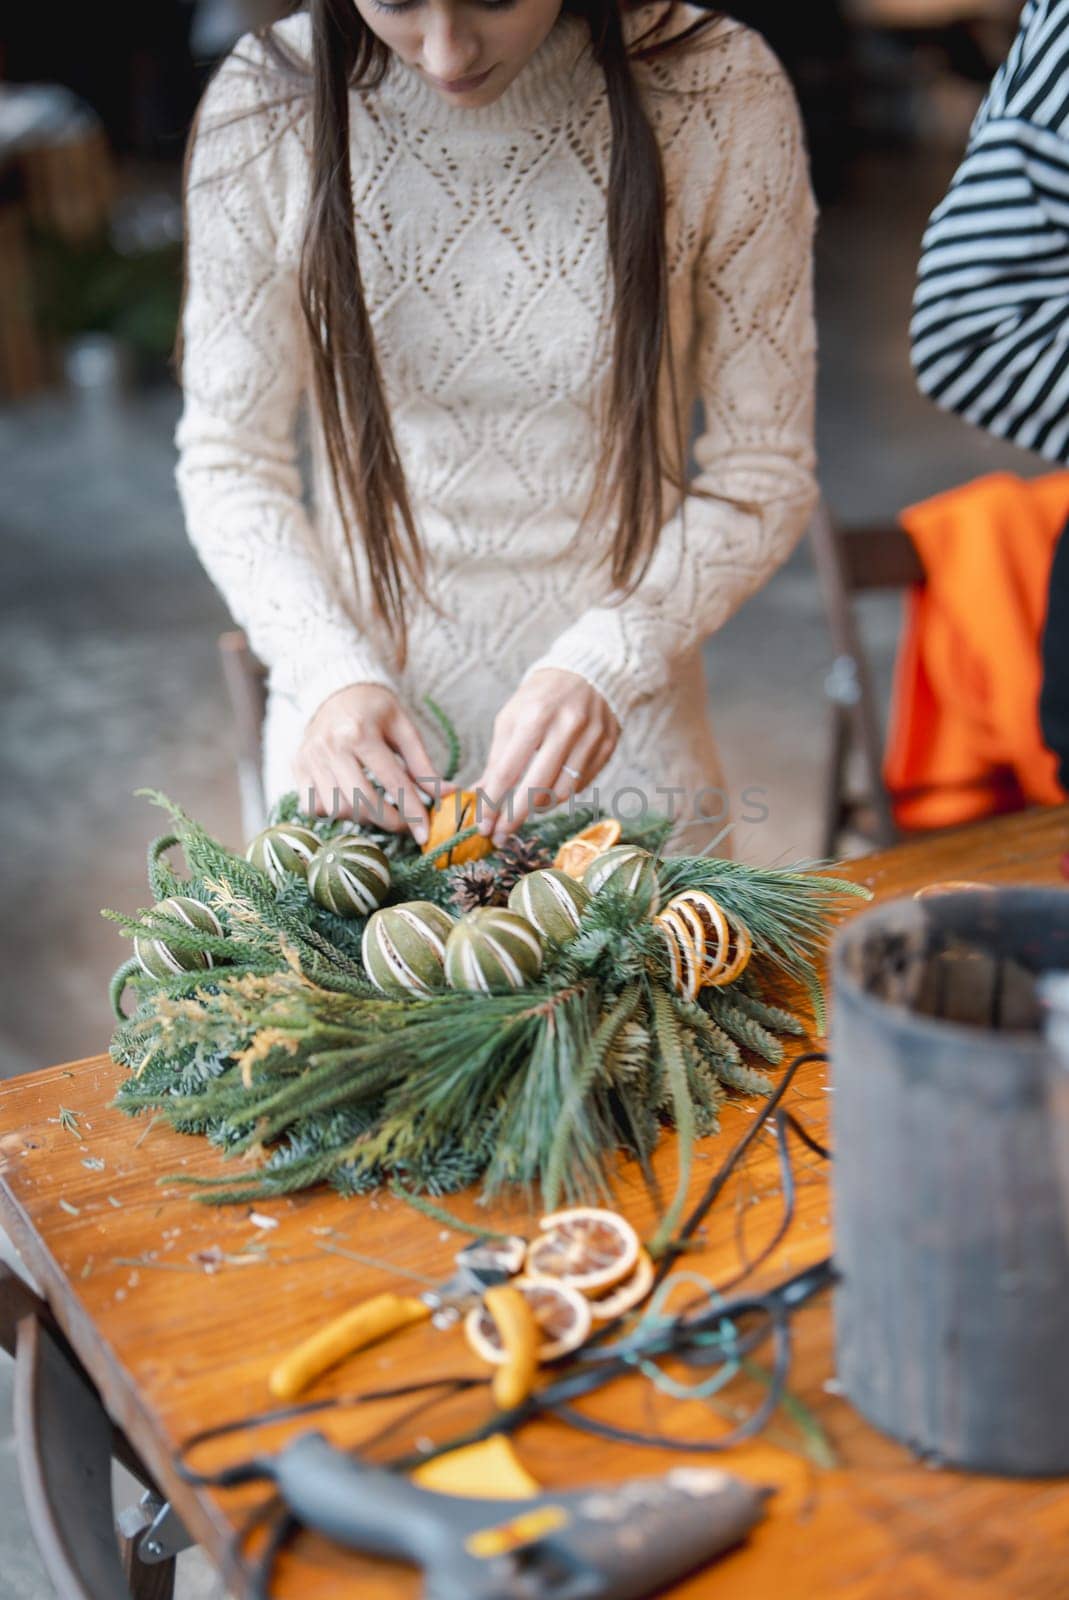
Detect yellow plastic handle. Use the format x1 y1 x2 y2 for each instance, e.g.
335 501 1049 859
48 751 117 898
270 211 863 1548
268 1292 429 1400
483 1284 539 1412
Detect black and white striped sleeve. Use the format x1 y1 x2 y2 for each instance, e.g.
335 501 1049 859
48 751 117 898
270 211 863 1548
911 0 1069 463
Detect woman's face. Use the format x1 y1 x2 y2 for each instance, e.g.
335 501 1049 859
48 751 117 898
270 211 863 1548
351 0 565 107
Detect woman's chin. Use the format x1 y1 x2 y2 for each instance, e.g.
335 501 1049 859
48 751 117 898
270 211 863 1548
423 65 506 106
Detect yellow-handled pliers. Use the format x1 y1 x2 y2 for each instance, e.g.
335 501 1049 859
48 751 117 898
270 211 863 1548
269 1235 528 1402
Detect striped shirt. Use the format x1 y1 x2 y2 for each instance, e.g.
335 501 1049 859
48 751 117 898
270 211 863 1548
912 0 1069 462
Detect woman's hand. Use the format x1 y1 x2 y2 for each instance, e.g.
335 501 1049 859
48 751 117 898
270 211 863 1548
473 668 620 846
293 684 454 845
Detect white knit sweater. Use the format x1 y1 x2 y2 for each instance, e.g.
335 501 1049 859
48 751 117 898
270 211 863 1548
175 4 818 843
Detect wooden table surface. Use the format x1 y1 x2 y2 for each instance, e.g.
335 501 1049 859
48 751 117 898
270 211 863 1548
2 804 1068 1600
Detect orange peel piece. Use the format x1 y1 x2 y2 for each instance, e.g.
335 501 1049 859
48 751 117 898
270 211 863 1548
466 1277 592 1365
552 817 621 878
422 790 494 868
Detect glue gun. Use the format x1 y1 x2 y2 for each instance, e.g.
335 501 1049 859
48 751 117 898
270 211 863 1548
269 1432 770 1600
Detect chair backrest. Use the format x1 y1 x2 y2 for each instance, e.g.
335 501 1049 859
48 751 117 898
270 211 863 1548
218 631 269 839
808 501 925 854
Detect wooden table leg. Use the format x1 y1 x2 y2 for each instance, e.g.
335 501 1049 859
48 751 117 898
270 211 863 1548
119 1522 177 1600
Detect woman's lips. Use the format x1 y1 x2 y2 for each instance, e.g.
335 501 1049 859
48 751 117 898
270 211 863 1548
425 65 494 93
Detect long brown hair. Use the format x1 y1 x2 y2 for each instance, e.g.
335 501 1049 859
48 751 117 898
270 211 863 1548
189 1 721 671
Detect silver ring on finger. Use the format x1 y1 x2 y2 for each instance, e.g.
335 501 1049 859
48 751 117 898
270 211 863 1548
561 763 581 781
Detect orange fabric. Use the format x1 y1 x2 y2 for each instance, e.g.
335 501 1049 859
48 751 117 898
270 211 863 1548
883 471 1069 830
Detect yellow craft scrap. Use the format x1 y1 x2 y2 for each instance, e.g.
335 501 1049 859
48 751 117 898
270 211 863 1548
268 1291 429 1400
482 1283 540 1411
411 1435 541 1500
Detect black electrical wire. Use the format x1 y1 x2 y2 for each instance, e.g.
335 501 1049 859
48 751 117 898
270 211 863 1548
171 1047 834 1597
176 1375 484 1486
382 1051 834 1465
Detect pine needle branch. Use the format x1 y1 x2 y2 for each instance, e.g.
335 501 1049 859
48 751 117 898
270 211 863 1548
109 958 143 1021
422 696 461 783
543 982 644 1208
647 984 695 1258
147 833 185 899
704 994 785 1064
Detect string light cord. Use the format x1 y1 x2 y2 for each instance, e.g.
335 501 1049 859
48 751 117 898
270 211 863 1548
169 1047 835 1593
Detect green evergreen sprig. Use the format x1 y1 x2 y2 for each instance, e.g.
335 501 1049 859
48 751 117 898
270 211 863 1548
102 786 869 1215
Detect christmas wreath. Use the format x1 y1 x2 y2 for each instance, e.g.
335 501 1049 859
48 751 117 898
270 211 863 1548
104 760 867 1239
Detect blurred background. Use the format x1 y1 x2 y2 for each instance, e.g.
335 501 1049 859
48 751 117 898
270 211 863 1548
0 0 1040 1077
0 2 1042 1593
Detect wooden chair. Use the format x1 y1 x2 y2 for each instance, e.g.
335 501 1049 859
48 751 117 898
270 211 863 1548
217 630 269 839
809 500 925 859
1 1266 183 1600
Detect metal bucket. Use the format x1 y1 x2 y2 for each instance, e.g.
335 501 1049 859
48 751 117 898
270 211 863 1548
831 887 1069 1474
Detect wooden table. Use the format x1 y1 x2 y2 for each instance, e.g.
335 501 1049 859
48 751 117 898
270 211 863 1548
2 805 1068 1600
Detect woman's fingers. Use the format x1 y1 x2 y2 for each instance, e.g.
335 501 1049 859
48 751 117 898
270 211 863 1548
293 755 334 820
298 749 407 832
359 738 431 844
476 671 621 846
386 710 457 812
293 685 457 843
508 729 584 834
477 720 550 842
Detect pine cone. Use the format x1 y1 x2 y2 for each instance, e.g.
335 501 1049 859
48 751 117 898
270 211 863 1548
450 861 506 913
495 833 554 893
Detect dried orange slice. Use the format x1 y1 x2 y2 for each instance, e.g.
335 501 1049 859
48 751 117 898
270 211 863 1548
465 1277 592 1364
573 819 622 852
704 918 752 988
524 1207 640 1294
660 890 753 990
658 917 685 993
552 818 621 878
654 909 703 1002
663 891 729 973
552 839 601 880
589 1248 655 1321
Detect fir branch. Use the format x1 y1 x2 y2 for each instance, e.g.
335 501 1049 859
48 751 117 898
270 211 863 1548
704 994 785 1065
388 1185 513 1240
665 992 742 1066
109 958 143 1021
729 990 806 1036
543 983 643 1208
485 1004 574 1200
147 833 185 900
609 1078 661 1199
419 821 484 871
388 851 461 908
712 1054 774 1097
604 1017 652 1083
520 805 599 852
102 905 235 963
202 874 371 989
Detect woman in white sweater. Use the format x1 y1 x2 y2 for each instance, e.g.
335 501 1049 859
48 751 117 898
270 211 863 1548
176 0 817 850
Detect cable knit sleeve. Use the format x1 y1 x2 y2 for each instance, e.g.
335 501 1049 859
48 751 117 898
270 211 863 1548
175 37 400 728
518 35 818 728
